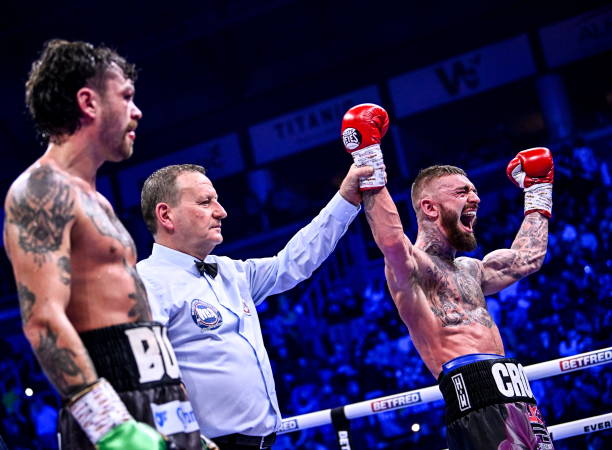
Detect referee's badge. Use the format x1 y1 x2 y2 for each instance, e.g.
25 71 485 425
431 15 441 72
191 299 223 330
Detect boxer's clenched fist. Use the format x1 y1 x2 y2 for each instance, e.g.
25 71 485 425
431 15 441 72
506 147 554 217
341 103 389 190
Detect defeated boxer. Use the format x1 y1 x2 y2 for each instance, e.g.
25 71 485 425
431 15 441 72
342 103 555 449
3 39 202 449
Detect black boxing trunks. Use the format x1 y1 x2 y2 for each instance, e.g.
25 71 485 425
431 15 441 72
58 321 201 450
438 353 554 450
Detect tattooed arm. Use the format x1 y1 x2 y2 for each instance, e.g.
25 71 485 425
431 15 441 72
481 212 549 295
363 188 418 283
3 166 97 397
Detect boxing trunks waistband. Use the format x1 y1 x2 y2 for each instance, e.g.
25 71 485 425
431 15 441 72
438 354 536 424
79 321 182 393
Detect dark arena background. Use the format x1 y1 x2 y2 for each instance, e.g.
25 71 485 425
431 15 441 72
0 1 611 448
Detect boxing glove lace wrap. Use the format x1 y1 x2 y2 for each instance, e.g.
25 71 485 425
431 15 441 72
68 378 132 444
349 143 385 190
510 163 553 217
524 183 552 217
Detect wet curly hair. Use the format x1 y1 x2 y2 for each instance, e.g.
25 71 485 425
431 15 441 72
25 39 137 143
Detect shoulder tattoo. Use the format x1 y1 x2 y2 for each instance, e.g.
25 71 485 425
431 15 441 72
9 166 75 266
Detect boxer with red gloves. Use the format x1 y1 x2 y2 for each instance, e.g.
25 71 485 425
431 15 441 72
341 103 389 190
507 147 554 218
342 103 555 449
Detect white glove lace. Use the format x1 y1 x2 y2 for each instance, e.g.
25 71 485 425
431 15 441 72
351 144 385 189
69 378 132 444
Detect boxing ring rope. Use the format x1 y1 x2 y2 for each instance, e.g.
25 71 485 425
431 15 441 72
278 347 612 442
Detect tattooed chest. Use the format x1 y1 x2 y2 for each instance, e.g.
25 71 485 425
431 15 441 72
425 264 493 328
78 192 137 257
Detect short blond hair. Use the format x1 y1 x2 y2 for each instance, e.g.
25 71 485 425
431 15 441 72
410 165 467 214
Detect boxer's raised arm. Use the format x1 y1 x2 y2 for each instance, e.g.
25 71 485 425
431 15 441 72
481 213 548 294
482 148 553 295
340 103 418 282
3 166 97 397
363 188 418 280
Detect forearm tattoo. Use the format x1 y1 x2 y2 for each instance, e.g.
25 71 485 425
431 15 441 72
487 214 548 281
363 192 404 247
17 282 36 324
511 213 548 253
9 166 75 266
35 324 88 395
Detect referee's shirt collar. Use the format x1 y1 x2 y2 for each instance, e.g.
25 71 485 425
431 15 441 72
151 243 215 277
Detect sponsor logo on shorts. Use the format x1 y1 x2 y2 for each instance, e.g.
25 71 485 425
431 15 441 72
527 404 545 426
559 350 612 371
280 419 298 432
451 373 471 411
525 404 553 445
491 362 534 399
191 299 223 330
125 325 180 383
342 127 362 150
371 392 422 412
151 400 199 435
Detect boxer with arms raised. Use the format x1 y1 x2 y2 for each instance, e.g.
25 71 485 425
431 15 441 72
3 40 202 449
342 104 554 449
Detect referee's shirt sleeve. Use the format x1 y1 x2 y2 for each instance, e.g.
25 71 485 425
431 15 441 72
244 191 360 305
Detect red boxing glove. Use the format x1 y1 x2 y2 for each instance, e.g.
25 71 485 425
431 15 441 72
506 147 554 217
341 103 389 190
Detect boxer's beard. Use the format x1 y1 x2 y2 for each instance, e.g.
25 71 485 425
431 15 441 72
440 205 477 252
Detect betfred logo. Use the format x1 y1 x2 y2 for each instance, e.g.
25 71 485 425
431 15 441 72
280 419 298 432
371 392 422 412
560 350 612 371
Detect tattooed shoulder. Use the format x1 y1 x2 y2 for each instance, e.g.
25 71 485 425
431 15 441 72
456 257 482 279
8 166 75 265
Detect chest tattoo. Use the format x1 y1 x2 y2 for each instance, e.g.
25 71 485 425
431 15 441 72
426 258 493 328
79 192 137 256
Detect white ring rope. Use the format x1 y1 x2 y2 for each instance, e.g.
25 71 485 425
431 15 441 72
278 347 612 441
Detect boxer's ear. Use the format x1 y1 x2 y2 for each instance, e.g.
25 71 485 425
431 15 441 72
420 198 439 219
76 87 98 122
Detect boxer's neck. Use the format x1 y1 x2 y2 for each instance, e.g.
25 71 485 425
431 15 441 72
415 221 456 262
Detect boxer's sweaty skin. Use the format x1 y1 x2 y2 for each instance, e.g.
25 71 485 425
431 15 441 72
4 159 151 396
363 182 548 379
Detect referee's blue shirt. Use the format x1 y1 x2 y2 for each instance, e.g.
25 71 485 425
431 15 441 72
137 192 360 438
